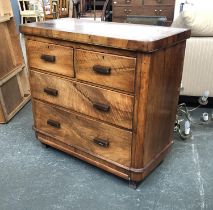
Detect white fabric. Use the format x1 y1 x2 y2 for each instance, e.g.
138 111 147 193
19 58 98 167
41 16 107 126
172 7 213 36
181 37 213 96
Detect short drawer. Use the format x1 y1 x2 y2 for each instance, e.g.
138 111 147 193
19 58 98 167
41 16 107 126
34 100 132 167
113 6 142 17
75 49 136 93
142 5 174 20
27 40 74 77
112 0 142 7
143 0 175 5
30 71 134 129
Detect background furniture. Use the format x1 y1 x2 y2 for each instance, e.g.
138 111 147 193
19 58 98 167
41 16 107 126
20 19 190 187
18 0 42 24
0 0 30 123
112 0 175 24
172 3 213 97
42 0 69 20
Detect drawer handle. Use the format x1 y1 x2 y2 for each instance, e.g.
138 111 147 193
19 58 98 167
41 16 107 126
93 65 111 75
93 102 110 112
41 54 56 63
47 119 61 128
156 0 162 3
44 87 58 96
154 9 162 15
124 9 132 14
125 0 131 3
93 138 109 148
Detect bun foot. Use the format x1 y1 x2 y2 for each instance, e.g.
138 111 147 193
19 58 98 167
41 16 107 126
129 180 139 189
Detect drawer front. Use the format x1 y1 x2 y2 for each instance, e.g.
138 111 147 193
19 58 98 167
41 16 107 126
143 0 175 5
113 6 142 17
113 5 174 20
113 0 142 7
34 100 132 167
27 40 74 77
142 5 174 20
75 49 136 93
30 71 134 129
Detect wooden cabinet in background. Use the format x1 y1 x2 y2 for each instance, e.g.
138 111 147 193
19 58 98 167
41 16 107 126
20 19 190 187
0 0 30 123
112 0 175 24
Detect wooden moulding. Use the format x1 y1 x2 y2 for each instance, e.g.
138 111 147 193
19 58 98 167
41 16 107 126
36 131 130 180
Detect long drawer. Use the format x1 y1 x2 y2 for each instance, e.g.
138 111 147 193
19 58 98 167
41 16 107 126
75 49 136 93
30 70 134 129
27 40 74 77
34 100 132 167
113 5 174 20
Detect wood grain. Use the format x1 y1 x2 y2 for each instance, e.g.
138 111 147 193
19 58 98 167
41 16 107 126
34 100 132 166
130 41 186 181
27 40 74 77
30 70 134 129
143 41 186 165
0 19 23 79
20 18 191 52
75 49 136 93
25 35 137 58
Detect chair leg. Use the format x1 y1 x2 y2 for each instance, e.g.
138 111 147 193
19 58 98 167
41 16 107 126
21 16 23 24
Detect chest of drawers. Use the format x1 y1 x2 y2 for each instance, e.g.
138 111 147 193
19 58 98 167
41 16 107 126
20 19 190 187
112 0 175 25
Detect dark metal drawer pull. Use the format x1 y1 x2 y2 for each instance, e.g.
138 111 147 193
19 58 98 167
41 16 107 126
41 54 56 63
44 87 58 96
93 65 111 75
47 119 61 128
93 138 109 148
93 102 110 112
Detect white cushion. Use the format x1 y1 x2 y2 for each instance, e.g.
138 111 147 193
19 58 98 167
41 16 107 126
172 7 213 36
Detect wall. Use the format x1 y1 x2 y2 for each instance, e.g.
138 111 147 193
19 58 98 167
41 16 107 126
10 0 20 28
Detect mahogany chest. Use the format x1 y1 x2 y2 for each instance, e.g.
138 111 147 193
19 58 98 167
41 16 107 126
20 19 190 187
112 0 176 24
